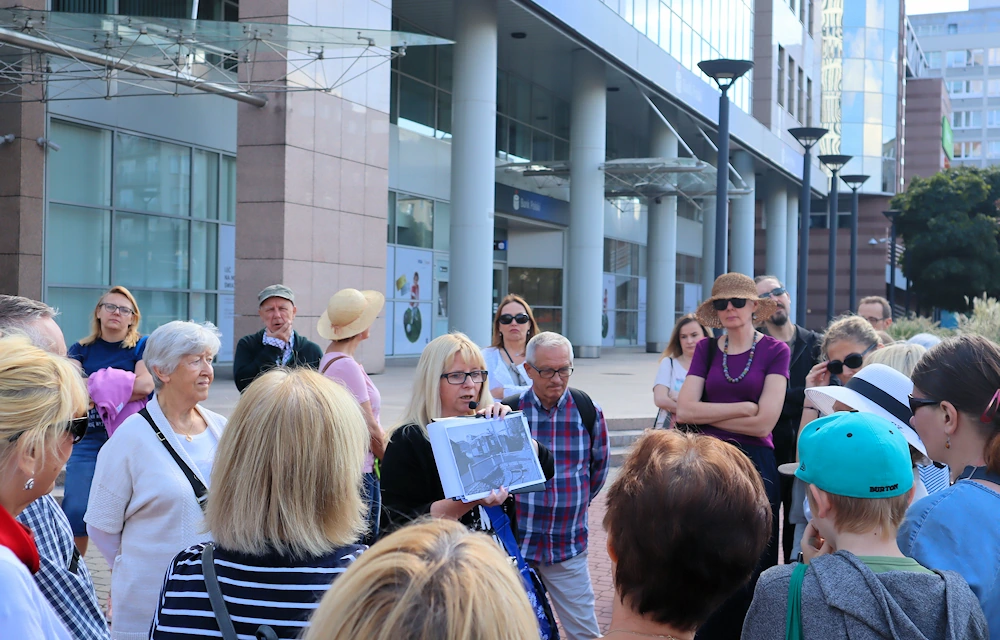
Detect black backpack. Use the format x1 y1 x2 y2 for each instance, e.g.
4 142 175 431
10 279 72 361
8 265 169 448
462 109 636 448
501 388 598 444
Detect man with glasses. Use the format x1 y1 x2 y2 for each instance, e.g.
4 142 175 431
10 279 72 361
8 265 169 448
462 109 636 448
0 295 110 639
858 295 893 331
502 332 609 640
754 276 821 564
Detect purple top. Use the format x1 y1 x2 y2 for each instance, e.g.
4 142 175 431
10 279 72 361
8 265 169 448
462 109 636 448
686 334 790 449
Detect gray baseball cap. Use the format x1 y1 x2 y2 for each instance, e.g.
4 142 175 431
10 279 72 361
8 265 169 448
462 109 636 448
258 284 295 306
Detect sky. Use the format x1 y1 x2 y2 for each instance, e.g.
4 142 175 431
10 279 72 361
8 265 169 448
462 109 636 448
907 0 969 15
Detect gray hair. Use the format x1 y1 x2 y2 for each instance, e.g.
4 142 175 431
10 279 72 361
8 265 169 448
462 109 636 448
0 295 58 350
526 332 574 366
144 321 222 389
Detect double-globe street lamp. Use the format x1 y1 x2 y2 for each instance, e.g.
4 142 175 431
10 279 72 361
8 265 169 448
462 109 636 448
840 174 870 313
788 127 828 326
698 58 754 279
818 154 853 324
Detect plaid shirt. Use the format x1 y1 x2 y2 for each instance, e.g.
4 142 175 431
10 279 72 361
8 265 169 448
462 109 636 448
16 495 110 639
514 388 610 565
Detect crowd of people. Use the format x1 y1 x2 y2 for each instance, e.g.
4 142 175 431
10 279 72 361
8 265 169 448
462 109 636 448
0 273 998 640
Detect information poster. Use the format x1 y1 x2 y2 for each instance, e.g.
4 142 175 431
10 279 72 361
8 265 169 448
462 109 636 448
389 246 433 355
393 301 432 354
602 273 616 347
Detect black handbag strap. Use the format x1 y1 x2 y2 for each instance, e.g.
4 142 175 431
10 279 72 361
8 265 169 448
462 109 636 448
138 408 208 512
202 543 238 640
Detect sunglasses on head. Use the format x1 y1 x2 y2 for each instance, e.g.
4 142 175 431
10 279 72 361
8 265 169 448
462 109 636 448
712 298 749 311
826 342 878 375
759 287 786 299
499 313 530 325
8 416 89 446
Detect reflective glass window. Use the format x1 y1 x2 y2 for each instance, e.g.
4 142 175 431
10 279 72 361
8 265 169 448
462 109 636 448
864 93 883 124
864 61 883 93
509 76 532 123
989 79 1000 96
192 149 219 220
532 88 553 134
397 43 434 84
219 156 236 223
49 121 112 207
988 109 1000 127
437 46 453 92
926 51 941 68
947 50 967 67
506 120 531 161
842 59 864 92
190 221 218 290
114 133 190 216
436 91 452 139
990 48 1000 66
433 202 450 252
46 287 101 345
398 76 435 136
395 195 434 249
132 290 189 335
46 204 110 286
844 28 865 58
866 28 883 60
114 213 189 289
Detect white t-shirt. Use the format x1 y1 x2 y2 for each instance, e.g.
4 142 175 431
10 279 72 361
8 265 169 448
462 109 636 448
179 429 219 488
0 546 72 639
653 357 688 394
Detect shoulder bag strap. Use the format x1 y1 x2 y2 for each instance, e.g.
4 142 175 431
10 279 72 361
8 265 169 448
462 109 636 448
569 388 598 444
320 354 349 375
138 408 208 512
785 562 808 640
202 543 239 640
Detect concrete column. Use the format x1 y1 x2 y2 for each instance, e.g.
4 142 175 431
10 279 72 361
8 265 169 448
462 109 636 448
567 50 606 358
729 150 756 277
448 0 497 346
785 189 800 321
645 119 678 353
765 177 788 282
701 196 716 296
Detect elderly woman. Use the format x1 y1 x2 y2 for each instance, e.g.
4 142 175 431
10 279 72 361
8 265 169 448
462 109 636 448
483 294 540 400
85 321 225 640
601 430 771 640
64 285 153 554
676 273 789 639
151 368 368 638
305 520 540 640
0 335 89 638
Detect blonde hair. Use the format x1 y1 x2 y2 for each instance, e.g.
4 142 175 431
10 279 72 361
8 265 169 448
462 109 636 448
0 335 88 466
863 343 927 377
821 314 881 359
79 285 142 349
808 487 910 536
207 368 369 557
394 333 492 433
305 519 539 640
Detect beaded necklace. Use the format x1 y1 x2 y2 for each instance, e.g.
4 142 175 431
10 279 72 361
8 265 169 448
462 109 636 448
722 334 757 384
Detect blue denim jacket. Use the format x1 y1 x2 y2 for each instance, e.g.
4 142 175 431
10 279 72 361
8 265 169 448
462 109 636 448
899 480 1000 640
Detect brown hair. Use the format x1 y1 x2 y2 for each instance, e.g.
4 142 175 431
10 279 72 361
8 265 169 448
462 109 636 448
911 335 1000 474
660 314 709 362
603 430 771 631
808 489 911 536
820 314 881 359
78 285 142 349
490 294 539 349
859 296 892 320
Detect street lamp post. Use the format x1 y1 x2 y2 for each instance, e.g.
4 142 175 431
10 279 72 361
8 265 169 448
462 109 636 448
840 174 870 313
883 209 901 313
698 58 754 279
788 127 828 326
818 155 852 324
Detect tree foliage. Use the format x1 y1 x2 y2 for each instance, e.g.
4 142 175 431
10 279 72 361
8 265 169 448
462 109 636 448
890 166 1000 311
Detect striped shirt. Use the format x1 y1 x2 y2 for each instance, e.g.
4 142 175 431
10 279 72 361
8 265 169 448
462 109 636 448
513 388 610 566
151 541 366 639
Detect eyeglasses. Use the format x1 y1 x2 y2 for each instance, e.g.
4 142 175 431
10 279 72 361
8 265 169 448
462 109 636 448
8 416 89 445
528 364 574 379
826 342 878 374
862 316 886 325
759 287 787 299
499 313 530 325
908 394 942 415
982 389 1000 424
99 303 134 317
712 298 748 311
440 370 488 385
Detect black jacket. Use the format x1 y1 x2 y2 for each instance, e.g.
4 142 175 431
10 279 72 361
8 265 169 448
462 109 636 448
761 324 822 464
232 328 323 392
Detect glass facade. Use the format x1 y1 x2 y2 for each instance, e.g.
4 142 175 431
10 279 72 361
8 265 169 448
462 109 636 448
820 0 901 194
596 0 755 113
45 119 236 358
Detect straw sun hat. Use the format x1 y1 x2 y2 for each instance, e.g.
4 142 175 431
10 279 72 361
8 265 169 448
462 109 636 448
695 273 778 329
317 288 385 341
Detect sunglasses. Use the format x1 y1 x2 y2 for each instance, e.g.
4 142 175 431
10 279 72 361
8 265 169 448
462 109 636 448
826 342 878 374
712 298 748 311
908 394 942 415
499 313 530 325
982 389 1000 424
8 416 89 445
759 287 787 299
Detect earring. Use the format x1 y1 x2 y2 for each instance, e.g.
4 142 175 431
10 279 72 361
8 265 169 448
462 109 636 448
752 313 757 321
946 436 951 450
23 478 34 491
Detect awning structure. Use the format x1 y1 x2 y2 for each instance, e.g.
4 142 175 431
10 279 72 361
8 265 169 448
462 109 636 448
0 9 450 105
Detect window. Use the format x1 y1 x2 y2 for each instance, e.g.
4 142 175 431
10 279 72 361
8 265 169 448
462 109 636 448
953 111 982 128
395 195 434 249
787 56 796 115
806 77 813 126
947 80 984 96
948 23 958 34
989 141 1000 157
988 110 1000 127
990 79 1000 96
954 141 983 158
970 49 985 66
990 48 1000 66
926 51 941 69
946 50 967 67
797 67 805 122
777 46 785 107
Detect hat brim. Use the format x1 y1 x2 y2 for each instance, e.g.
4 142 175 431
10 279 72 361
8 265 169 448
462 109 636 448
804 386 927 456
317 290 385 341
777 462 800 476
695 296 779 329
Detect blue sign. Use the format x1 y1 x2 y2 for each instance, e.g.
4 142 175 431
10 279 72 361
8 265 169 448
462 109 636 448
495 183 570 226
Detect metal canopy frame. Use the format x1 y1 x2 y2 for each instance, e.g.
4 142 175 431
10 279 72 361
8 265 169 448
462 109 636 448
0 9 450 105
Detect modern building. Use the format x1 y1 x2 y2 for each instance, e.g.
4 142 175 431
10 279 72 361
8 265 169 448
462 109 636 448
1 0 841 375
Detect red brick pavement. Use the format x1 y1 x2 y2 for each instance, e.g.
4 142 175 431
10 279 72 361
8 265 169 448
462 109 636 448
587 491 615 634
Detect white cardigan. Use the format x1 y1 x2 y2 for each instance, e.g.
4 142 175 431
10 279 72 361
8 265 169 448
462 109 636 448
85 395 226 640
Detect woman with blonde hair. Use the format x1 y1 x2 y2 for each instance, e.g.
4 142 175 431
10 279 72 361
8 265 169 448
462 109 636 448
652 314 709 428
483 294 540 400
863 342 926 377
0 334 89 637
64 285 153 554
151 368 368 638
305 519 540 640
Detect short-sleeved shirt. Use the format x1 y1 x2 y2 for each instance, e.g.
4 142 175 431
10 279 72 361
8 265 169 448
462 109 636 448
320 352 380 473
686 334 790 449
68 336 147 376
653 357 688 394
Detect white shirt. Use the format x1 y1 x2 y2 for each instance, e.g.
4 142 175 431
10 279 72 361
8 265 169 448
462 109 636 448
482 346 532 397
179 429 218 487
0 546 72 639
653 357 689 394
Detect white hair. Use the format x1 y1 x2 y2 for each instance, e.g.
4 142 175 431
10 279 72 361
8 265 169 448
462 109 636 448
144 321 222 389
526 331 574 366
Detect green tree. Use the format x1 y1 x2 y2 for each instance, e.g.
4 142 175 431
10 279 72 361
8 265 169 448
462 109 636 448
890 166 1000 311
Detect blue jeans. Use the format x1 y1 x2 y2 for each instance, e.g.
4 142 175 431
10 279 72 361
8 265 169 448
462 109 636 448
362 471 381 545
62 413 109 537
